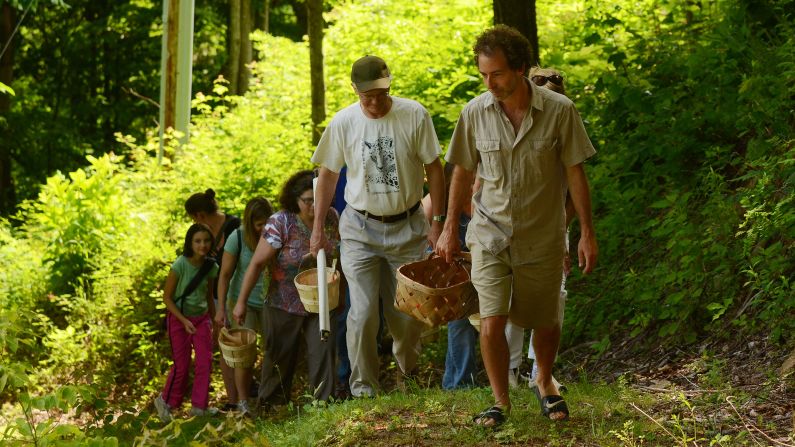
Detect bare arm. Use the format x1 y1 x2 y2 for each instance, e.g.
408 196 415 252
163 269 196 334
566 163 597 273
564 192 576 228
310 167 340 257
215 250 237 326
435 164 475 263
233 236 278 324
424 158 445 249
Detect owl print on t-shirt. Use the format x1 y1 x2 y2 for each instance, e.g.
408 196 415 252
362 136 399 194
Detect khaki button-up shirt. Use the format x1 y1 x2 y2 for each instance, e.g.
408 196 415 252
445 80 596 263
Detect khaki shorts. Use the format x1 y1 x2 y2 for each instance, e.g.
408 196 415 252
470 244 563 330
226 299 264 335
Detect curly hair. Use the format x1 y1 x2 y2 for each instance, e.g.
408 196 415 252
279 170 314 214
473 25 534 74
184 189 219 215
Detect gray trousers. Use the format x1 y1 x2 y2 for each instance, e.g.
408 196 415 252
339 206 428 397
258 306 335 404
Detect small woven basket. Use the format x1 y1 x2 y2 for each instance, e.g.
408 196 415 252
395 254 478 327
294 262 340 313
218 327 257 369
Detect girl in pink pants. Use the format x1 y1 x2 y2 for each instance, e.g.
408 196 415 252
154 223 219 422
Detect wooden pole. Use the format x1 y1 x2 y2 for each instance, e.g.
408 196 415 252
158 0 194 163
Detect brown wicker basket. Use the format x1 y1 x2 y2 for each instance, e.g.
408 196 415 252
395 254 478 327
218 327 258 368
294 265 340 313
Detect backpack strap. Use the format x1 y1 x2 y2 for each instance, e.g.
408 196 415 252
173 258 216 313
236 228 242 264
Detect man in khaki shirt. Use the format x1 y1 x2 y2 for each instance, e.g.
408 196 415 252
437 26 598 425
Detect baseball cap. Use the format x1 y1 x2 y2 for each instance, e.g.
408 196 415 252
351 55 391 92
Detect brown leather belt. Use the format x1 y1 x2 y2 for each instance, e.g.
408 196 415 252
353 201 421 223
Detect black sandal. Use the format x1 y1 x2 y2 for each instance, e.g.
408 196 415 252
533 387 569 421
473 405 507 428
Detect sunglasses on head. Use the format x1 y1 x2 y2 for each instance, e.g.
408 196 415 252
531 74 564 87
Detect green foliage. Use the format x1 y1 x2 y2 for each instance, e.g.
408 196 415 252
0 82 13 96
1 0 228 210
543 0 795 350
19 155 130 295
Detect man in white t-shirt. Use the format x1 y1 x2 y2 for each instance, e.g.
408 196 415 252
310 55 446 398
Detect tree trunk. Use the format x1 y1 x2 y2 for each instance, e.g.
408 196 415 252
291 0 308 37
254 0 269 33
493 0 539 68
0 2 17 214
306 0 325 145
237 0 252 94
228 0 241 94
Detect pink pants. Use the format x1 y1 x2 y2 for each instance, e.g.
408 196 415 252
161 312 213 409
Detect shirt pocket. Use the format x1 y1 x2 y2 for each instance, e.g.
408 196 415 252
524 138 558 178
476 139 502 181
531 138 557 154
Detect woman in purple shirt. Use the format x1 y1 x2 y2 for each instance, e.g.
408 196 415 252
234 170 340 407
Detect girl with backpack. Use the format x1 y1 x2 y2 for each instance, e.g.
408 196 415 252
185 189 241 410
216 197 274 415
154 223 219 422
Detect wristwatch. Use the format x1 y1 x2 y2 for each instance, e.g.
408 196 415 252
432 214 446 222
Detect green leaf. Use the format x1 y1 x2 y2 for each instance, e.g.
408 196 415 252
0 82 14 96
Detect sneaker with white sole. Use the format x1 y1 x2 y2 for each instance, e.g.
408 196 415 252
529 375 567 393
237 400 250 416
154 395 173 423
508 368 520 388
189 406 219 417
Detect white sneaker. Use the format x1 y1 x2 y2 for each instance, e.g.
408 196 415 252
154 395 172 423
508 368 519 388
237 400 250 416
529 374 567 393
189 406 219 417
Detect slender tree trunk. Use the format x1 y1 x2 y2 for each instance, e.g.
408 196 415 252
0 2 17 214
291 0 308 37
306 0 325 145
228 0 241 94
493 0 539 68
238 0 252 94
254 0 269 33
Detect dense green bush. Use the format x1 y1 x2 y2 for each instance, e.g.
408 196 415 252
543 0 795 349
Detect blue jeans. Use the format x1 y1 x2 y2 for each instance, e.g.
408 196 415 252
442 318 477 389
336 288 351 384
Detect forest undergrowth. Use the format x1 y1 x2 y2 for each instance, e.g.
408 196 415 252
1 0 793 445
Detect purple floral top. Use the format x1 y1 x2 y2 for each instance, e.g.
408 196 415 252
263 209 340 316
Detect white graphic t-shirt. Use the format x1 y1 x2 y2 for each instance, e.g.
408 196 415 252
312 96 441 216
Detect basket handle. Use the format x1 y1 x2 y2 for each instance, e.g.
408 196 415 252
298 252 337 273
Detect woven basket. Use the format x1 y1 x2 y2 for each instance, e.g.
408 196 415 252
294 265 340 313
218 327 257 369
395 254 478 327
468 313 481 333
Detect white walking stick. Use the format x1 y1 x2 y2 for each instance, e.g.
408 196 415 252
317 248 331 342
313 177 331 342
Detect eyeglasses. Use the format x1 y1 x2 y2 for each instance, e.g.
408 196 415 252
531 75 564 87
299 196 314 205
357 89 390 102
